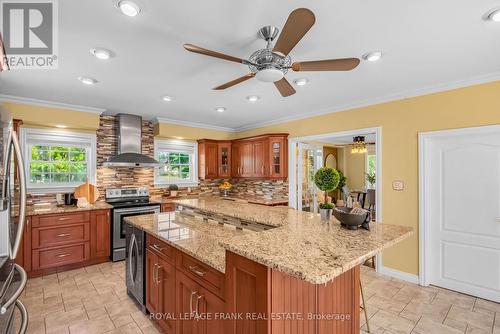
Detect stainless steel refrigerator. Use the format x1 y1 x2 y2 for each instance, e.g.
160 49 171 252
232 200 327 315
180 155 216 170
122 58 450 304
0 110 28 333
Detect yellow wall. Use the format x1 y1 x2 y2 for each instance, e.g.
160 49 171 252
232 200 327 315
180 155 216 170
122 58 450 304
344 151 366 191
236 80 500 275
155 122 235 141
2 102 101 131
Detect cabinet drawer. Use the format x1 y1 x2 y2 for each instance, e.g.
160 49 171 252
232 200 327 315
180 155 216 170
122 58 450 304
32 242 90 270
35 211 90 228
160 203 175 212
147 235 176 262
177 252 224 298
32 223 89 249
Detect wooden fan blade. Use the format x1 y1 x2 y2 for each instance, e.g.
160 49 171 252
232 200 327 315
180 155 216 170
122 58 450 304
273 8 315 56
292 58 360 72
274 78 296 97
213 73 255 90
183 43 245 64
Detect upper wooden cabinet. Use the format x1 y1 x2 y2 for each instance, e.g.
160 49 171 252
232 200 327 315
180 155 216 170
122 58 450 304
198 134 288 180
198 140 219 179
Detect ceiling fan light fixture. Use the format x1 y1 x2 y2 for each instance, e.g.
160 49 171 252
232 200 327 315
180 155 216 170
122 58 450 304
293 78 309 86
117 0 141 17
255 68 284 82
363 51 382 62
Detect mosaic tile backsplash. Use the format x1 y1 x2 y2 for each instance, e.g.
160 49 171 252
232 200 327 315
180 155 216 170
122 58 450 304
27 115 288 205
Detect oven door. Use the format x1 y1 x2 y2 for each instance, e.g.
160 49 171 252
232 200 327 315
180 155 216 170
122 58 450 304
112 205 160 250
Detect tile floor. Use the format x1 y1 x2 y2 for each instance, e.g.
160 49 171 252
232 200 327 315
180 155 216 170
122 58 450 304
16 262 500 334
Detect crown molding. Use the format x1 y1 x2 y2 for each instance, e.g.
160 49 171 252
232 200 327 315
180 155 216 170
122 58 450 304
155 117 237 132
0 94 106 114
234 72 500 132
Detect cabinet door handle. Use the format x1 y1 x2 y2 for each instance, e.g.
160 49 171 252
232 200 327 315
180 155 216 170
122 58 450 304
56 233 70 237
195 294 204 321
190 291 198 316
156 265 162 285
189 265 206 277
56 253 71 258
152 263 157 284
152 244 164 252
57 217 71 221
261 165 264 174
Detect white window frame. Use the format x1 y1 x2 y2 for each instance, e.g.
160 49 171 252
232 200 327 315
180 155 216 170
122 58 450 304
154 139 198 187
20 128 97 194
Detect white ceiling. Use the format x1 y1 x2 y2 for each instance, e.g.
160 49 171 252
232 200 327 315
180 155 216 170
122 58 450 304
1 0 500 131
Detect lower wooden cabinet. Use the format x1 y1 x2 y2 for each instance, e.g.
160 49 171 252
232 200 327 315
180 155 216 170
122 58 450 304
146 234 224 334
146 247 176 333
176 271 224 334
23 209 111 277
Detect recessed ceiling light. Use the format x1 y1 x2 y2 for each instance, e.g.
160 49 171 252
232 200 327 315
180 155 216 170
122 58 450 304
78 76 97 85
162 95 174 102
488 9 500 22
215 107 226 113
363 51 383 62
90 48 113 60
293 78 309 86
117 0 141 17
55 124 67 128
246 95 260 102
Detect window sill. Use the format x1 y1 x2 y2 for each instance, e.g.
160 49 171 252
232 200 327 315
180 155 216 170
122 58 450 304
28 186 79 195
154 182 199 188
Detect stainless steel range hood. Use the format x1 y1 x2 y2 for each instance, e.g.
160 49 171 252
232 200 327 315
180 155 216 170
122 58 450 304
103 113 162 168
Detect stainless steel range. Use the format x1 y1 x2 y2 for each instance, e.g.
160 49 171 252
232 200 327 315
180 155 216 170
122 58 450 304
105 187 160 261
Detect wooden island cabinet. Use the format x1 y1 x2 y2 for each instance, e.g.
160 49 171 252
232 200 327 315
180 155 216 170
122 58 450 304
198 134 288 180
145 234 361 334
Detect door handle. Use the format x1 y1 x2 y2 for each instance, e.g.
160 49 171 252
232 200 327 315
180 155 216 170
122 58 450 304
57 233 70 237
0 264 27 315
195 294 204 321
152 244 164 252
129 233 136 286
9 131 26 261
152 263 157 285
56 253 71 258
156 265 162 285
15 300 28 334
189 291 198 316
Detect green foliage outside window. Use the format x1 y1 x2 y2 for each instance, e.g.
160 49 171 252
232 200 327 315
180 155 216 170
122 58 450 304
30 145 87 184
157 151 191 183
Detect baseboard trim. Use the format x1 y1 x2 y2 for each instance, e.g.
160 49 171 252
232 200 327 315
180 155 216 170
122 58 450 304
378 265 420 285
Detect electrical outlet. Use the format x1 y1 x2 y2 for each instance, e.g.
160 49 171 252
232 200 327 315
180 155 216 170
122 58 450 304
392 180 405 191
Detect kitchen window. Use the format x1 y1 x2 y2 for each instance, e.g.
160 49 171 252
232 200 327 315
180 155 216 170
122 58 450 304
154 139 198 187
20 128 96 193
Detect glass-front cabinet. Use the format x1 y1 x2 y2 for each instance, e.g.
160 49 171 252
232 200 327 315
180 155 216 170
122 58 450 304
217 142 231 178
269 136 287 179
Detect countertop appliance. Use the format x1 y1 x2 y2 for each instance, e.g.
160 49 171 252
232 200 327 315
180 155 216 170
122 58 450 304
105 187 160 261
0 111 28 333
125 223 145 312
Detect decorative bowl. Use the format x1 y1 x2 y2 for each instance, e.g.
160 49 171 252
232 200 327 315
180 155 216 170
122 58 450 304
332 207 371 230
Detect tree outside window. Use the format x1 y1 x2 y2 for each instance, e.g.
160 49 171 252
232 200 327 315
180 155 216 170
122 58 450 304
30 145 88 184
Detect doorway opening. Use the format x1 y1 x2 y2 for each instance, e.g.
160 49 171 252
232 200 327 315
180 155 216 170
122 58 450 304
288 127 382 268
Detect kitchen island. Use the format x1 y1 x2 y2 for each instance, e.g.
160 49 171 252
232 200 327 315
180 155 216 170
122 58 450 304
125 198 413 334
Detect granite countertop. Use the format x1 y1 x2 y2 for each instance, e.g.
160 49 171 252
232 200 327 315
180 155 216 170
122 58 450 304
151 195 288 206
26 201 113 216
126 198 413 284
126 212 251 273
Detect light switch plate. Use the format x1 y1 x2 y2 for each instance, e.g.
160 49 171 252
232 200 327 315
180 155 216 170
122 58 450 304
392 180 405 191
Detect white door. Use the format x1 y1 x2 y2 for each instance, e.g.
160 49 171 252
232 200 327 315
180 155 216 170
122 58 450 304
297 143 322 212
423 127 500 302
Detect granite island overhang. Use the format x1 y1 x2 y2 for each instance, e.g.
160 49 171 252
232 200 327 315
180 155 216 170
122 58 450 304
125 197 413 334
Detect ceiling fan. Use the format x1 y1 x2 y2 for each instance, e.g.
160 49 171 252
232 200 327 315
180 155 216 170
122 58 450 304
183 8 360 97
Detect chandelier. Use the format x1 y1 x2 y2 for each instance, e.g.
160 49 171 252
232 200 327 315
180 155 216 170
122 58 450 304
351 136 367 154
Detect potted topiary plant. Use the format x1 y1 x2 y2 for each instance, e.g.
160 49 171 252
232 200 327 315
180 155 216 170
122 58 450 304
314 167 340 222
168 184 179 197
